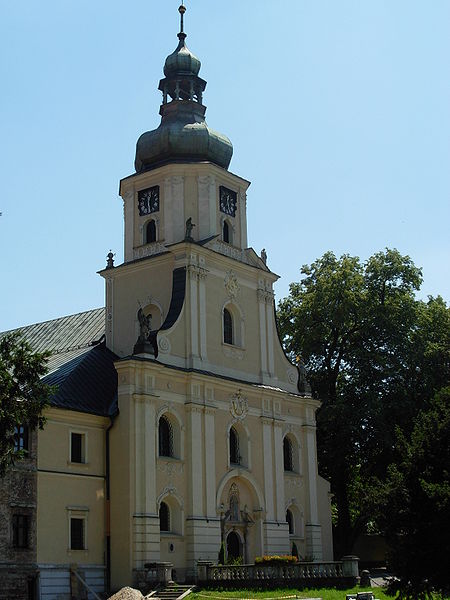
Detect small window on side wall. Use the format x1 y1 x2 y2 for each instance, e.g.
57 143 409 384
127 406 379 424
12 514 29 548
70 518 85 550
71 432 85 464
14 425 29 453
146 219 157 243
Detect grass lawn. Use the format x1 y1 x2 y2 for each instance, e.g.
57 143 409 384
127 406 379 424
189 587 392 600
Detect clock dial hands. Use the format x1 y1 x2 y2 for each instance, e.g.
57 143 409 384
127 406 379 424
219 186 237 217
138 185 160 216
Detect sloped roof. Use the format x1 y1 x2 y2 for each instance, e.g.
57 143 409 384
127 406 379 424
4 308 106 354
2 308 117 417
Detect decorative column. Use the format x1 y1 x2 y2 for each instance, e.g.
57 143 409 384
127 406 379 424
198 260 208 361
261 416 288 554
123 189 134 262
257 288 269 379
185 403 213 575
273 421 286 522
303 406 323 560
265 290 275 377
133 395 160 570
204 406 217 518
187 265 200 360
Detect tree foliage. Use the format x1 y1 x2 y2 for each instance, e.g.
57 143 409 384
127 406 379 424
277 248 450 558
378 387 450 599
0 331 53 477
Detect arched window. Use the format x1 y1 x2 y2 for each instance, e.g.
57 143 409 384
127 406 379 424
223 221 230 243
146 219 156 243
159 501 170 532
159 416 173 457
283 436 293 471
229 426 240 465
223 308 233 345
286 508 294 534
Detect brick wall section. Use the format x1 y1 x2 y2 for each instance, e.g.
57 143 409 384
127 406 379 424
0 430 38 600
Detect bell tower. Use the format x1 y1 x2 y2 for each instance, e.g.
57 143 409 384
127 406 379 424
102 2 297 391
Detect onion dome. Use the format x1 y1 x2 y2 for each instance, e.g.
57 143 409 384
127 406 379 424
135 4 233 173
164 31 201 77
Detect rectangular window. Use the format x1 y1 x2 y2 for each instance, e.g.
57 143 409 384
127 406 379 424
12 514 29 548
70 432 84 463
70 518 84 550
14 425 29 453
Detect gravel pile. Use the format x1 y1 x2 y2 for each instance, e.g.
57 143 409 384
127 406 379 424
108 587 145 600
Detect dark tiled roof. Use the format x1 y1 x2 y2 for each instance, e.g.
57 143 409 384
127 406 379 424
43 343 118 417
2 308 117 417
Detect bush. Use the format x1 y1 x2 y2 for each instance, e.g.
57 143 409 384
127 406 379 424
254 555 298 565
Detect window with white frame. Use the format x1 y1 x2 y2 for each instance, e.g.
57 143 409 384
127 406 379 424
67 507 88 551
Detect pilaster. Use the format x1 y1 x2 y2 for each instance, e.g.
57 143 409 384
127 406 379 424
261 417 274 521
303 406 323 560
273 421 286 522
204 406 217 518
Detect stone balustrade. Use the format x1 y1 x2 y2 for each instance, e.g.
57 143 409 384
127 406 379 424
197 556 359 589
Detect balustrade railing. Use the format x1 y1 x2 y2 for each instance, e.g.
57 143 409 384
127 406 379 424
197 556 359 587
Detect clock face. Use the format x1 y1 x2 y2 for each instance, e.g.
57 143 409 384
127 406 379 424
219 186 237 217
138 186 159 216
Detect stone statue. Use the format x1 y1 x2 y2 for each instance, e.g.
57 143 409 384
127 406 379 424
260 248 267 265
133 307 156 356
185 217 195 240
137 308 152 342
106 250 115 269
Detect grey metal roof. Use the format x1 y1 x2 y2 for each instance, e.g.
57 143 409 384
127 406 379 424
2 308 117 417
3 308 106 354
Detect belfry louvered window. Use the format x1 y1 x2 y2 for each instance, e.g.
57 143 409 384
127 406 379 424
146 219 156 243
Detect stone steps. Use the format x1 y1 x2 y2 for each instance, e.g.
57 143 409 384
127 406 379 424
154 583 193 600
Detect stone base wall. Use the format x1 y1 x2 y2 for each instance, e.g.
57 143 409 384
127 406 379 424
0 564 38 600
263 521 290 556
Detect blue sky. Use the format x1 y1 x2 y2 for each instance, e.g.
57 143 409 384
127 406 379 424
1 1 449 331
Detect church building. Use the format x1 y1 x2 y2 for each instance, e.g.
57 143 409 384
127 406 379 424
1 5 332 598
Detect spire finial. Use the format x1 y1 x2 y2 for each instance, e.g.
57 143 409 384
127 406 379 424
179 2 186 35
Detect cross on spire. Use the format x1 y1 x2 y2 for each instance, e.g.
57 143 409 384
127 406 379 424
179 3 186 35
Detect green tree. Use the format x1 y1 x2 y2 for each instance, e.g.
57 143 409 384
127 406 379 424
277 249 450 557
0 331 53 477
378 387 450 599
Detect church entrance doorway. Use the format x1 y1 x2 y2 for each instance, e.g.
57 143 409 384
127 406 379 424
226 531 241 561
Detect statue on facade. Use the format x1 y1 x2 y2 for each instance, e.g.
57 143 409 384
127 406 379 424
260 248 267 265
185 217 195 241
133 308 155 355
106 250 115 269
